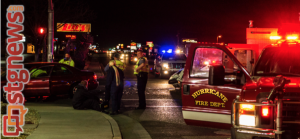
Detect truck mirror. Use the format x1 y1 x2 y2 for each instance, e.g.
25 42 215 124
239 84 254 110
208 65 225 85
250 58 254 64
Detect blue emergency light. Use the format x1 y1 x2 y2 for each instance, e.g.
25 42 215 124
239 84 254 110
167 49 172 53
162 50 166 53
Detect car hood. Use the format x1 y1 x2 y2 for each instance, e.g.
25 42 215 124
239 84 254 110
243 76 300 101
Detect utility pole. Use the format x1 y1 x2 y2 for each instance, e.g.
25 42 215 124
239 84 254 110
47 0 54 62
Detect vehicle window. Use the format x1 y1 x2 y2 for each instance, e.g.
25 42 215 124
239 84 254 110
162 54 186 60
51 65 72 76
30 66 53 78
255 47 300 76
190 47 238 79
234 50 254 72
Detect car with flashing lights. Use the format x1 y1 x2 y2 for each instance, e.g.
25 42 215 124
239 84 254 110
181 37 300 139
154 50 187 78
130 54 138 64
1 62 99 102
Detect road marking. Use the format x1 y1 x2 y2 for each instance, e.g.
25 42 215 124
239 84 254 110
122 99 178 101
124 105 182 108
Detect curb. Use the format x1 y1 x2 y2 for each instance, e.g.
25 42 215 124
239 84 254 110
100 112 122 139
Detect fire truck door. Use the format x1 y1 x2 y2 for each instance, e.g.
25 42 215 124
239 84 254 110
182 47 243 129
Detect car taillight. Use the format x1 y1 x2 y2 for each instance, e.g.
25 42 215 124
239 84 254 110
93 74 97 80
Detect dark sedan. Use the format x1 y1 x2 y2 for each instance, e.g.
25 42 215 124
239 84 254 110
1 62 98 102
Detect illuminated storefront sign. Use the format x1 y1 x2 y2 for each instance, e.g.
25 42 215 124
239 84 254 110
127 45 130 48
146 41 154 47
65 35 76 39
131 42 136 46
57 23 91 32
182 38 197 43
131 46 137 50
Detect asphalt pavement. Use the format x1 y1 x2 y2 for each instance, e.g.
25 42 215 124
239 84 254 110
96 53 231 139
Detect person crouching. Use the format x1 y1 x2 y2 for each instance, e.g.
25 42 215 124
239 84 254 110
72 80 102 112
106 61 124 115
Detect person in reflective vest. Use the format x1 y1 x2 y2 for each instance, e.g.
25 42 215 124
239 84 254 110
104 53 125 113
59 53 75 67
105 53 126 71
134 50 149 109
30 68 47 78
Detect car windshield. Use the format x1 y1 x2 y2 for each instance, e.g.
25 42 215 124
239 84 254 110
162 54 186 61
255 47 300 76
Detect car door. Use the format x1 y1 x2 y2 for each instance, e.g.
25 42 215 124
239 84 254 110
181 46 248 129
23 66 53 96
50 65 74 95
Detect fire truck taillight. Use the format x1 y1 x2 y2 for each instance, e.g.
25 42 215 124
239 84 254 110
262 107 269 117
270 36 282 40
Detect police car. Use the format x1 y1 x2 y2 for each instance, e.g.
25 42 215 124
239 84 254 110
154 49 187 78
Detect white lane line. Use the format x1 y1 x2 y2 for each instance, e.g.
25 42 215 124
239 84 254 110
124 105 182 108
122 99 178 100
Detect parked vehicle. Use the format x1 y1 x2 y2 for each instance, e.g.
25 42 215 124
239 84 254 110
181 40 300 139
1 62 99 102
154 53 186 78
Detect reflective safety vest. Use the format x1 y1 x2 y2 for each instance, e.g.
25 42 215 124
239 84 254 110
111 60 125 71
134 57 149 75
30 68 47 78
59 58 75 67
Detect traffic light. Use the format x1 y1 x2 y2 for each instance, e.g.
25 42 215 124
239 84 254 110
38 27 47 35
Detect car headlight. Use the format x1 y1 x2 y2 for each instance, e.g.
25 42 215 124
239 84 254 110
163 63 169 68
238 104 255 126
134 57 137 61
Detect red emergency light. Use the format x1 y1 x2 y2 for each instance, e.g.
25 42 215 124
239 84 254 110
262 106 269 117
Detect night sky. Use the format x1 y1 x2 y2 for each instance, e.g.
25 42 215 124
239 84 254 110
89 0 300 48
2 0 300 49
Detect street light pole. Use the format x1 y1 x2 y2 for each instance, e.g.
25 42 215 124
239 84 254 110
217 35 222 43
47 0 54 62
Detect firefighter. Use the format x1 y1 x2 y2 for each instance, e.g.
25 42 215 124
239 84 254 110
105 61 124 115
59 53 75 67
104 53 125 111
134 50 149 109
72 80 102 112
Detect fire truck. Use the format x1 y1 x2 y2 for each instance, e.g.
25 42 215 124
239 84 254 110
181 34 300 138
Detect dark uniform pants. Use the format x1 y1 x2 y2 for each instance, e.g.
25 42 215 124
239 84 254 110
137 72 148 108
76 99 101 112
106 83 123 111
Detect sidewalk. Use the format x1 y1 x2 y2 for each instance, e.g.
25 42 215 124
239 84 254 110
26 103 121 139
25 54 121 139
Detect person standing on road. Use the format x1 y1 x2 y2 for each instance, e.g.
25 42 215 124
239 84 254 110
104 53 125 111
134 50 149 109
59 53 75 67
72 80 102 112
105 61 124 115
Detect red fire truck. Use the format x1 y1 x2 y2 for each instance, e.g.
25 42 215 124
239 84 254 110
181 34 300 138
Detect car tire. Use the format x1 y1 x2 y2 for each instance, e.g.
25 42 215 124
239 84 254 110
69 83 79 99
